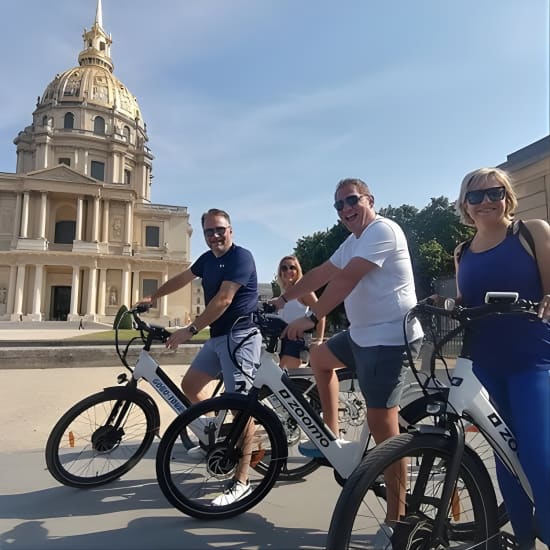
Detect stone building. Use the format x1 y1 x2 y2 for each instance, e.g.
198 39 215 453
0 1 192 322
499 134 550 223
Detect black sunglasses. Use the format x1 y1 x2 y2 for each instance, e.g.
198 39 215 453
203 226 229 238
465 186 506 205
280 264 297 272
333 194 365 211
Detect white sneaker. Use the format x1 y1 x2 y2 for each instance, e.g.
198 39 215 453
373 523 393 550
211 479 252 506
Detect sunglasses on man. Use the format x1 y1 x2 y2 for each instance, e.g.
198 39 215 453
203 226 229 238
333 194 366 212
465 187 506 205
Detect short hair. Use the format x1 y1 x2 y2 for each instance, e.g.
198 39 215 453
277 255 304 291
456 168 517 226
201 208 231 227
334 178 373 202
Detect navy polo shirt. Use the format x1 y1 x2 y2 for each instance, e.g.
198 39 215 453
191 244 258 337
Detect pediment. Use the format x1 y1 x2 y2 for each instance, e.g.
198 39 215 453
26 165 98 184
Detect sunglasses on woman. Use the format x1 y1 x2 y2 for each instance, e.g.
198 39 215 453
333 194 365 211
280 265 297 272
465 187 506 205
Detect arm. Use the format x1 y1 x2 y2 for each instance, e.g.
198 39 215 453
301 291 326 341
286 257 377 340
453 243 464 305
166 280 242 349
524 219 550 319
273 260 338 310
136 269 195 305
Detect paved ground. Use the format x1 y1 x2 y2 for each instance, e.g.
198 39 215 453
0 365 340 550
0 321 110 341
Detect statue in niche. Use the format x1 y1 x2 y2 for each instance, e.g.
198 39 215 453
109 287 118 306
112 217 123 240
0 287 6 304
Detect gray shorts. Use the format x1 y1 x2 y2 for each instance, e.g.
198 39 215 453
327 331 422 408
190 327 261 394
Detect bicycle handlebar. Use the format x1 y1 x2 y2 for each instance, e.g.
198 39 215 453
412 297 539 325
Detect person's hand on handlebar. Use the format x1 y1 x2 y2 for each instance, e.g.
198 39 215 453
284 316 315 341
134 295 154 310
538 294 550 322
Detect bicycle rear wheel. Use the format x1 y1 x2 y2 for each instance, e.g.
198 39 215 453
401 396 507 528
156 394 286 520
326 432 499 550
45 387 159 488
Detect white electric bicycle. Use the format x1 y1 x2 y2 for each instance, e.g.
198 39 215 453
44 305 363 487
326 292 541 550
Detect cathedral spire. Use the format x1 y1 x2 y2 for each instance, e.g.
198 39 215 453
79 0 113 72
95 0 103 30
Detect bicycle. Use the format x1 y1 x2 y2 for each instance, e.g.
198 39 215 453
153 305 444 519
44 304 363 488
326 292 541 550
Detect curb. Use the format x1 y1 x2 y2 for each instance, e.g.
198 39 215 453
0 344 202 369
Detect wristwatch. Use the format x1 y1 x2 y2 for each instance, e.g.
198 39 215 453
306 311 319 328
188 324 199 335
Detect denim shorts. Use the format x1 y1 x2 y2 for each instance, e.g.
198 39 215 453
280 337 305 359
190 327 261 394
327 330 422 408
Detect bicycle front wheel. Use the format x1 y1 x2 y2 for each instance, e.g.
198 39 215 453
156 394 287 520
326 432 499 550
45 387 159 488
401 397 507 528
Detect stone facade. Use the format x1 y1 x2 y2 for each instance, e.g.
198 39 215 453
0 1 192 323
500 134 550 223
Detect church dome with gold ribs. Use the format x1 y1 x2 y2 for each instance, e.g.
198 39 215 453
14 0 153 200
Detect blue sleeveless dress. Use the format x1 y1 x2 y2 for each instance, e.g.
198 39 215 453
458 231 550 547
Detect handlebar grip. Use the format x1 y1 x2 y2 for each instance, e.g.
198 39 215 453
134 303 151 314
262 302 277 314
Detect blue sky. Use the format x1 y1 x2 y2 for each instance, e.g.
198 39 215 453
1 0 548 282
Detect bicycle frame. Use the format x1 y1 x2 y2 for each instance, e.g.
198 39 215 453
446 356 533 501
252 347 370 479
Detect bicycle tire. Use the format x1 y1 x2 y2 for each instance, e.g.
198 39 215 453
326 432 499 550
400 396 508 528
156 394 286 520
45 387 159 488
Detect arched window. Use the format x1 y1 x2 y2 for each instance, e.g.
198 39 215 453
123 125 131 141
42 115 48 127
93 116 105 135
64 112 74 129
54 220 76 244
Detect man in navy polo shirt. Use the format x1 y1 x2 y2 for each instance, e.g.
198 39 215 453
139 208 261 504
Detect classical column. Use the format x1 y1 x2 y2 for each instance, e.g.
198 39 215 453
69 267 80 316
12 265 26 319
87 266 98 315
92 196 100 242
161 271 168 316
132 270 140 305
125 201 133 245
38 192 47 239
20 192 30 238
12 193 22 242
75 196 84 241
102 199 110 242
97 268 107 315
32 265 44 319
121 267 130 307
7 265 17 315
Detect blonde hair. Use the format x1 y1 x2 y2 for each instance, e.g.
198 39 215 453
277 255 303 292
456 167 517 226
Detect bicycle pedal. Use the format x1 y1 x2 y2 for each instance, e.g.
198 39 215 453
498 531 518 550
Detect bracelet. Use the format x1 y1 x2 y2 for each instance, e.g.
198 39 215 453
280 295 288 303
